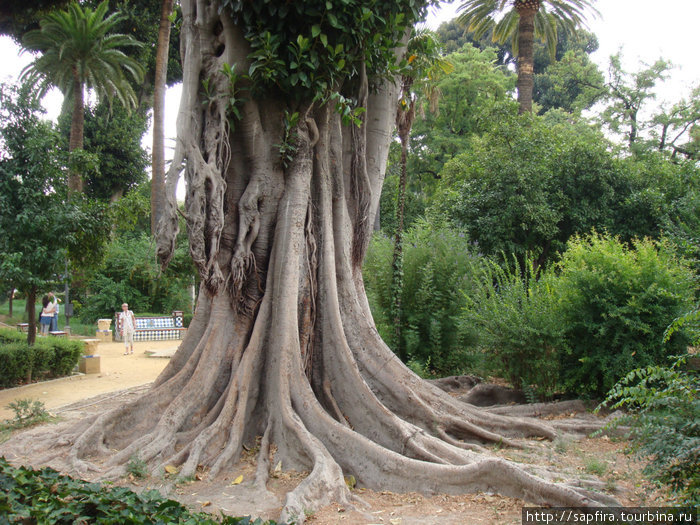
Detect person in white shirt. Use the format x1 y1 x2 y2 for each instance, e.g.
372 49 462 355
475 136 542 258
119 302 136 355
48 292 60 332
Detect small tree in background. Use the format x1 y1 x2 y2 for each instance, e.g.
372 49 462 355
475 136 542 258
0 82 107 344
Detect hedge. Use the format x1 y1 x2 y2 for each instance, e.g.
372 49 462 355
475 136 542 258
0 328 83 387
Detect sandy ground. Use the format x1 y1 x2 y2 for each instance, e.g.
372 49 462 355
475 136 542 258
0 337 174 420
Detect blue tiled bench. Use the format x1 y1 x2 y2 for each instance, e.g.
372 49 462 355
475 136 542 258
114 311 186 342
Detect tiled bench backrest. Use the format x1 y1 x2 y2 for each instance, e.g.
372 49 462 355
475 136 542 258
113 311 185 342
135 317 175 330
114 311 184 333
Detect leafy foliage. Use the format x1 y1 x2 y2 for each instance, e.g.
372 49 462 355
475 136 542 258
74 232 194 323
0 82 109 328
1 399 53 431
555 234 696 398
0 328 82 387
600 354 699 505
429 113 626 269
58 103 149 201
456 0 598 59
460 257 566 396
20 0 145 111
0 457 282 524
221 0 437 100
364 222 482 375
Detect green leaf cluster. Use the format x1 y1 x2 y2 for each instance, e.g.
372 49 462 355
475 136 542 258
1 399 54 432
0 83 110 295
0 457 282 524
600 354 699 505
73 232 195 324
460 256 565 396
364 221 483 375
221 0 435 100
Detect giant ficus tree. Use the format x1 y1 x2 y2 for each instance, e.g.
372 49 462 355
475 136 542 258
33 0 616 521
457 0 598 113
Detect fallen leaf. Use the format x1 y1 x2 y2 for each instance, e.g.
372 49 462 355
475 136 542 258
231 475 243 485
164 465 179 475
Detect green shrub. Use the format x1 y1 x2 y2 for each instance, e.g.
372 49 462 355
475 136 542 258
460 257 566 396
599 353 699 505
1 399 53 430
556 234 695 398
0 343 33 387
75 233 194 323
364 222 482 375
0 331 81 386
40 338 83 377
0 328 25 344
0 457 281 524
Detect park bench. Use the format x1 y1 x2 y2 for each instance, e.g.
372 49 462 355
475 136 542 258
16 323 29 333
113 310 186 342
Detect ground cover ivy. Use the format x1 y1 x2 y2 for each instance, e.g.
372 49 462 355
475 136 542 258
0 457 281 524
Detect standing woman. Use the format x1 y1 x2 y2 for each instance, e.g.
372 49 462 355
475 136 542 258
39 295 55 335
119 303 136 355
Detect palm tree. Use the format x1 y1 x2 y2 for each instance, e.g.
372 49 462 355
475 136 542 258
458 0 597 113
392 30 452 360
21 0 145 193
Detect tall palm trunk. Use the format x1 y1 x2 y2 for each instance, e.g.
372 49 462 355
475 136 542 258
151 0 174 236
68 72 84 193
515 1 539 114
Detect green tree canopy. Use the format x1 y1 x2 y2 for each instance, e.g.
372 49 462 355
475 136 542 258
429 113 625 268
0 82 107 343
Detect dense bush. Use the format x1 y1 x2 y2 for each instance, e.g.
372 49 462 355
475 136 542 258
556 234 695 398
0 329 25 344
0 328 82 387
460 258 566 396
0 343 32 387
364 223 482 375
0 457 280 524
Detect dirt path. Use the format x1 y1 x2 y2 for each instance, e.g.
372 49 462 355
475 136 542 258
0 338 173 420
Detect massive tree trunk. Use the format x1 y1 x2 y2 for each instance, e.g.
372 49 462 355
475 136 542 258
44 1 615 521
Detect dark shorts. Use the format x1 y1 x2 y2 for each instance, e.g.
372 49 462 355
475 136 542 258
40 315 51 325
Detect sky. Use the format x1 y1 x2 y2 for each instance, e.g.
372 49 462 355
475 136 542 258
1 0 699 193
